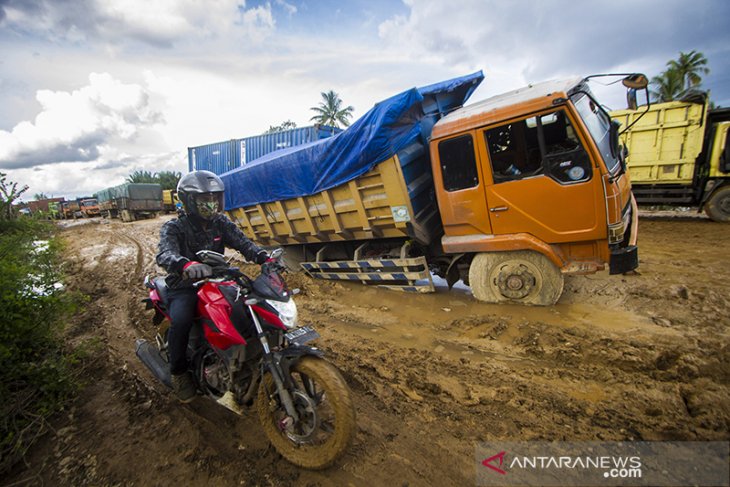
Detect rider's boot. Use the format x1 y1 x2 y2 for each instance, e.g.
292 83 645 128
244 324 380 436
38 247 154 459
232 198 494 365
171 371 196 403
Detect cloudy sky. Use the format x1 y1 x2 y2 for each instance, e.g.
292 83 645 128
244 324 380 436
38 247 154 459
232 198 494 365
2 0 729 200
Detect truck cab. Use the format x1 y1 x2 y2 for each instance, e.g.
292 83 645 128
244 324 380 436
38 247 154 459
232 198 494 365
80 198 100 217
430 78 638 304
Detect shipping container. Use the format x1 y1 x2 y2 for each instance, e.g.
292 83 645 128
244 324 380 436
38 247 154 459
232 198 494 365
188 125 342 175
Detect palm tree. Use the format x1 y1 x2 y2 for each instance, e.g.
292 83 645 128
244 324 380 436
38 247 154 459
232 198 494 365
126 170 157 184
666 50 710 91
310 91 354 131
650 69 684 103
156 171 181 190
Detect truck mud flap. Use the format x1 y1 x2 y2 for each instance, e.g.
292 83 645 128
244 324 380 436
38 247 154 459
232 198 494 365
300 256 435 293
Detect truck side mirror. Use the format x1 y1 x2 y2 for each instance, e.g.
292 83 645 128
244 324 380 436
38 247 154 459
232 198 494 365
622 74 648 90
722 131 730 173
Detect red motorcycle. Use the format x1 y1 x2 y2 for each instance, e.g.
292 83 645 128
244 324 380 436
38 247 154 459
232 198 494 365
135 248 356 469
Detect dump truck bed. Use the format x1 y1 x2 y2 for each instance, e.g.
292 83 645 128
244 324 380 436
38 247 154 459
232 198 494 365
611 99 708 185
226 142 440 247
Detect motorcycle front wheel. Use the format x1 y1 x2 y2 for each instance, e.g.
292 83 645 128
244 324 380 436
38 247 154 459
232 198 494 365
256 356 356 469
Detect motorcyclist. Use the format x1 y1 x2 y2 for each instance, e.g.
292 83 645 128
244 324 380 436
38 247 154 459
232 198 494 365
156 170 269 402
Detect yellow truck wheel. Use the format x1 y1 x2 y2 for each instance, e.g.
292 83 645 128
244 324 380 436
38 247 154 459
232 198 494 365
704 186 730 223
469 251 564 306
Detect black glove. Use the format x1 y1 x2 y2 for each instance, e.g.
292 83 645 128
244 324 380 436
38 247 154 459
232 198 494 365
183 261 213 280
255 250 269 265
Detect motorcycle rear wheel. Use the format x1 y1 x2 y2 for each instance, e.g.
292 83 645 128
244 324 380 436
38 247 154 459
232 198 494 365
256 356 356 469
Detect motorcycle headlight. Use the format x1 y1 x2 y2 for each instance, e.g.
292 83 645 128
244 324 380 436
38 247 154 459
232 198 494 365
265 298 298 329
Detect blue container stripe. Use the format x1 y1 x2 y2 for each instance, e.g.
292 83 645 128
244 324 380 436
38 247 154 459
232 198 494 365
347 274 359 280
383 260 395 267
370 274 382 281
338 262 349 269
394 273 407 280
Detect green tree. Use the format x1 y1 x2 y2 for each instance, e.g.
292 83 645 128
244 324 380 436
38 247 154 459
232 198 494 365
34 192 49 201
310 90 354 130
264 120 297 134
0 173 29 220
650 69 685 103
126 170 157 184
156 171 181 191
667 50 710 91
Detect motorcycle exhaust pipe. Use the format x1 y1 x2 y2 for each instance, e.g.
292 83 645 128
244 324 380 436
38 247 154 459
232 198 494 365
135 339 172 388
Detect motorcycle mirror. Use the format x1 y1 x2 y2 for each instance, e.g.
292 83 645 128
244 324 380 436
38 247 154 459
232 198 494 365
244 298 259 305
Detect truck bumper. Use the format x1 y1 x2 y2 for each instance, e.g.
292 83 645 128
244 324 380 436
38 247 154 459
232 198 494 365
609 245 638 275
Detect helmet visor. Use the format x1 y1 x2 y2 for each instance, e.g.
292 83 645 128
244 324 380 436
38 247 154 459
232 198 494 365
195 193 222 219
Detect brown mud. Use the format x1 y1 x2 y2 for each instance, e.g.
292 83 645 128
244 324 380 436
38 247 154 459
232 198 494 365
4 211 729 486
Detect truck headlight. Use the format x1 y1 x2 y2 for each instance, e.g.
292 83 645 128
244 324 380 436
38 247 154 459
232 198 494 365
609 203 632 244
608 221 625 244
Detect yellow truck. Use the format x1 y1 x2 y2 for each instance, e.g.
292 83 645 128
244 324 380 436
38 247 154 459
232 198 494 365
223 72 644 305
162 189 180 213
611 94 730 221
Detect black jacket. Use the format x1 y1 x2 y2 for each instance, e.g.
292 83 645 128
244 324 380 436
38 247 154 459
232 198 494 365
156 213 266 288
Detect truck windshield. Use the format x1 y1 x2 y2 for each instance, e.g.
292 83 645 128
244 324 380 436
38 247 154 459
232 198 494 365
571 93 620 174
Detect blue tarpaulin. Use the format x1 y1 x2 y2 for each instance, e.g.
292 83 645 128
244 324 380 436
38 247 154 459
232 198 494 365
222 71 484 210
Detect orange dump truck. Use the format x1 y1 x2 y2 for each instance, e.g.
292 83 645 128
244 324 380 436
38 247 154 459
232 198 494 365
222 72 642 305
79 198 100 217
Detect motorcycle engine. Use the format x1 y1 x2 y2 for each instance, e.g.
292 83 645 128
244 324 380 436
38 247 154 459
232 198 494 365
202 357 231 394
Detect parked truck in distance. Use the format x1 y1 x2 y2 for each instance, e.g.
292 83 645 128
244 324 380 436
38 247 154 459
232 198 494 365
61 200 82 219
79 198 100 217
97 183 162 222
162 189 180 213
611 94 730 222
222 72 644 305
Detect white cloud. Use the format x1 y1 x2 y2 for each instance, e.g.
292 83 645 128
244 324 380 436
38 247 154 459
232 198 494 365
0 0 274 47
275 0 297 17
239 3 276 43
0 73 161 169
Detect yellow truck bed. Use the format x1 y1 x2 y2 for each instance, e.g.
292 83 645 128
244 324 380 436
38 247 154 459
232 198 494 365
612 100 707 185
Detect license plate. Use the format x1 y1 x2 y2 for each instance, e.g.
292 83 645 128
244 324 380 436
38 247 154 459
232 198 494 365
284 326 320 345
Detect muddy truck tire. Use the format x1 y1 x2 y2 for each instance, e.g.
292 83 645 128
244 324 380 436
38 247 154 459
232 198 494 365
469 250 564 305
704 185 730 223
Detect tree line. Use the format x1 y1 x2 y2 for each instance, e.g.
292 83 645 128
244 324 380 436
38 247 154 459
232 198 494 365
125 170 181 190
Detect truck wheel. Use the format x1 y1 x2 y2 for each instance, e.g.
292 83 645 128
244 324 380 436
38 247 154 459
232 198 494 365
704 186 730 222
468 251 564 306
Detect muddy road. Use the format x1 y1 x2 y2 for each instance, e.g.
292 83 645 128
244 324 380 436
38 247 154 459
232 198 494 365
6 213 730 486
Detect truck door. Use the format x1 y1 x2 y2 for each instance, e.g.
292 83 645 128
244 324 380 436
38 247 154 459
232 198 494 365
475 110 604 243
432 132 493 236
